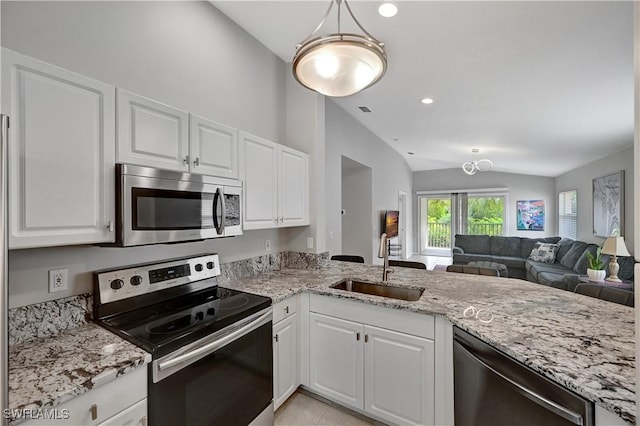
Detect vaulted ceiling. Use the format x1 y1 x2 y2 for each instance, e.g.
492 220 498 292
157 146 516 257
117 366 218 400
213 1 634 177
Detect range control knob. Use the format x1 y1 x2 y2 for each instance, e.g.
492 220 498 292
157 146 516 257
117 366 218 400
195 264 204 272
206 261 215 270
130 275 143 286
110 279 124 290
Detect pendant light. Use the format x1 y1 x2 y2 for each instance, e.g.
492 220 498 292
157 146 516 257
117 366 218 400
462 149 493 175
292 0 387 97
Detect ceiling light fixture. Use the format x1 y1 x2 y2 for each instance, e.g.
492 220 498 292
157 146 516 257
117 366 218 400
421 98 434 104
292 0 387 97
462 149 493 175
378 1 398 18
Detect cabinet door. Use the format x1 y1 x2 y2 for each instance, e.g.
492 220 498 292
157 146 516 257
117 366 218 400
117 89 188 171
278 146 309 227
364 325 435 426
189 114 238 179
98 399 147 426
1 48 116 248
309 313 364 410
273 313 298 410
240 132 278 230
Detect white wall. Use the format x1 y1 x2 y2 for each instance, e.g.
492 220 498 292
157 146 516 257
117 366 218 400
1 1 295 307
412 169 557 250
341 159 373 263
556 146 634 253
325 100 413 264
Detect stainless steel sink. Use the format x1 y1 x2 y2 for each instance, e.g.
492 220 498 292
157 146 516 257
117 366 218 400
330 279 424 301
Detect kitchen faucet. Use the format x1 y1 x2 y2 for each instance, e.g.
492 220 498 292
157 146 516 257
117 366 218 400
378 233 393 281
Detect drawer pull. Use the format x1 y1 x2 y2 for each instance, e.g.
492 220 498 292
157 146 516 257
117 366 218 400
90 404 98 421
274 334 279 343
365 334 369 343
356 332 360 341
284 306 289 314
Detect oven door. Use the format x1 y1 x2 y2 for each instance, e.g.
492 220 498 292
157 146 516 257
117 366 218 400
150 308 273 426
120 173 223 246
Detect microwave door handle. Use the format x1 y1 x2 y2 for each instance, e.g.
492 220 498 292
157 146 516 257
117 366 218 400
212 188 224 236
212 189 221 235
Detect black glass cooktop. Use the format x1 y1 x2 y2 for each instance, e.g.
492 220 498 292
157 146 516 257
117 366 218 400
99 286 271 358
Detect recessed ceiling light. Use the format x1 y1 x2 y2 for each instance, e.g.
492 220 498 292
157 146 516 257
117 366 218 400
378 2 398 18
407 152 415 155
421 98 434 104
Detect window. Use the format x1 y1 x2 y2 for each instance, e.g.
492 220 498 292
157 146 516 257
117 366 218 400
558 190 577 239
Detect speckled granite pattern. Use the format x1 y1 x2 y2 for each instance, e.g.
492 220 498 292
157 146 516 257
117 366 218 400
218 252 284 283
8 323 150 424
285 251 330 269
8 294 92 346
220 261 635 424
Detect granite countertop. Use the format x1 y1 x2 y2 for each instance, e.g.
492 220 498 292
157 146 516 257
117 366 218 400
221 261 636 424
8 322 150 424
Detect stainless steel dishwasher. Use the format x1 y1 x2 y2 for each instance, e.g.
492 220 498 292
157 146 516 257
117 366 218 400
453 327 594 426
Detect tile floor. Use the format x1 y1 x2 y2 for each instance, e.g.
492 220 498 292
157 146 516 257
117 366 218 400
275 391 384 426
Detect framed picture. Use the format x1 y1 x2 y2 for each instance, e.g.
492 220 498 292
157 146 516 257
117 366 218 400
517 200 545 231
593 171 624 237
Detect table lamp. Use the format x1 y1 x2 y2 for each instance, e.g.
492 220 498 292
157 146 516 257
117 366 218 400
601 236 631 282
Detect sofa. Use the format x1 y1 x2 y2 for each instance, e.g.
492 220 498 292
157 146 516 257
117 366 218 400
452 234 635 292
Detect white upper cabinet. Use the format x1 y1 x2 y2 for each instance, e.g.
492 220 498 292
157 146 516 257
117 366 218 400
240 132 309 230
240 133 279 229
117 89 189 172
190 114 238 179
117 90 239 179
278 146 309 227
1 48 116 248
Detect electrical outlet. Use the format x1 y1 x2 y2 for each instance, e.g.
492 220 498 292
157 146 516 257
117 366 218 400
265 240 271 251
329 231 334 240
307 237 314 249
48 269 68 293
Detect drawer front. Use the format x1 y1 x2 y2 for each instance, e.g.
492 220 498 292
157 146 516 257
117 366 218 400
273 295 298 324
20 366 147 426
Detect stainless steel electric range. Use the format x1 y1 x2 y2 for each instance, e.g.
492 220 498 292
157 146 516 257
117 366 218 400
94 254 274 426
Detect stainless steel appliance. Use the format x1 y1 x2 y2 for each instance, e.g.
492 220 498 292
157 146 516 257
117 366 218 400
114 164 243 247
453 326 594 426
1 115 9 426
94 254 273 426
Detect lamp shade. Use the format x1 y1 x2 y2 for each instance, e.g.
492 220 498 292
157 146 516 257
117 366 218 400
601 236 631 256
292 34 387 97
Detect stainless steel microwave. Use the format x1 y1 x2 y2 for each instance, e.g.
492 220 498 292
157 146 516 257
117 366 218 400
114 164 242 247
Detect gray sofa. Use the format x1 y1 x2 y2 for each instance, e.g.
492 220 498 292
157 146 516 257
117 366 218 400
452 234 635 291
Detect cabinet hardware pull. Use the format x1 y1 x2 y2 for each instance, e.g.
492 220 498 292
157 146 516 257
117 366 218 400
365 335 369 343
284 306 289 314
193 157 200 166
90 404 98 421
183 155 189 165
274 334 279 343
140 416 148 426
107 221 114 232
356 332 360 341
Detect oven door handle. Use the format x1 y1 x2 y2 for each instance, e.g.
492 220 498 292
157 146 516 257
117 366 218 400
157 309 271 373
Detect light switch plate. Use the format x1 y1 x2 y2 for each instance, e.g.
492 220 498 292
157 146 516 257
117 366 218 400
307 237 314 249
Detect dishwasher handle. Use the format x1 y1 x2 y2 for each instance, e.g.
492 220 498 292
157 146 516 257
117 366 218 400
455 340 584 426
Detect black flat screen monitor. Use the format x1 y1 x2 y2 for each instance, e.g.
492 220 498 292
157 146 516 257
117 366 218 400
385 210 399 238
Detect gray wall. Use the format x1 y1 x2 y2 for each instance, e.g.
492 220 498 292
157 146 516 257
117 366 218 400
325 100 413 264
1 1 293 307
556 146 634 253
341 158 373 263
412 169 557 251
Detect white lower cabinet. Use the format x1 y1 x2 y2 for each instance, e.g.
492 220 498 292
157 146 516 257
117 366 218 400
308 295 436 426
273 297 300 410
21 366 147 426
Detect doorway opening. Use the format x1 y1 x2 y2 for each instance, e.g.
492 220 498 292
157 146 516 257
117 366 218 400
341 156 373 263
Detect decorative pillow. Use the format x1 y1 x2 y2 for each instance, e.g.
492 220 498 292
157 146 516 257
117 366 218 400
529 243 559 264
